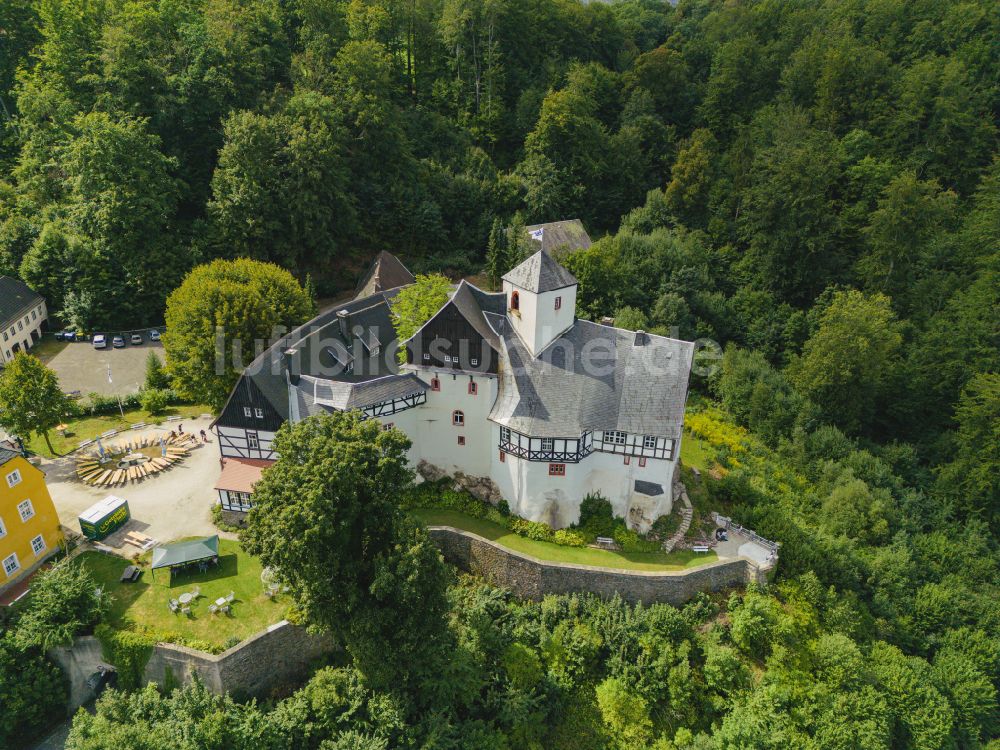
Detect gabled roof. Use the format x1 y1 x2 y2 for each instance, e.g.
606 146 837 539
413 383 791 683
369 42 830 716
502 250 578 294
353 251 416 299
487 315 693 439
523 219 592 254
0 276 43 325
0 446 21 467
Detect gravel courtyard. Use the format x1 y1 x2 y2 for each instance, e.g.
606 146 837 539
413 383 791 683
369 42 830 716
42 416 232 551
41 337 163 396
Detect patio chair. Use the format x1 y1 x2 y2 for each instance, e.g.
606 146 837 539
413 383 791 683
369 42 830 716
225 591 235 603
181 606 192 617
209 603 218 614
169 599 179 613
220 604 230 615
191 585 201 599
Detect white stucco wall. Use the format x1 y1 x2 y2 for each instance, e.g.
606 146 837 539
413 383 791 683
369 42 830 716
1 299 47 363
501 281 576 356
390 368 497 477
489 425 675 530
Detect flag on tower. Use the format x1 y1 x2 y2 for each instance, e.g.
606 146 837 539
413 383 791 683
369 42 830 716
529 227 544 242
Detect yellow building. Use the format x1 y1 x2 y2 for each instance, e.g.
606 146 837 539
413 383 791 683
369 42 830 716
1 445 63 593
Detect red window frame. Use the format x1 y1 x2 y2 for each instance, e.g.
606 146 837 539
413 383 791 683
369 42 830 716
457 436 465 445
555 296 562 310
638 457 647 467
468 381 477 395
499 451 505 463
549 463 565 476
510 291 520 311
431 377 440 391
623 455 630 465
452 410 464 426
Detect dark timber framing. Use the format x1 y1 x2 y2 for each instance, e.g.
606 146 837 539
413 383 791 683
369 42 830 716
498 426 676 463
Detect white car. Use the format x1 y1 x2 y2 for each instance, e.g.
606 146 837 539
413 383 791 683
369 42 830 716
93 334 107 349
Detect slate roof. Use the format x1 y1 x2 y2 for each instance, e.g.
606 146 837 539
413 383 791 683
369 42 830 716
502 250 578 294
487 315 693 439
446 281 502 351
523 219 592 254
353 251 416 299
296 372 428 414
634 480 664 496
0 276 43 325
0 446 20 467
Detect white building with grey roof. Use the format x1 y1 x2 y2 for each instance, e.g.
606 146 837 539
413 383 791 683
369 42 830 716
213 244 693 531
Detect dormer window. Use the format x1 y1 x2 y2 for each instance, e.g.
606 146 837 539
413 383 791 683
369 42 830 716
510 291 520 312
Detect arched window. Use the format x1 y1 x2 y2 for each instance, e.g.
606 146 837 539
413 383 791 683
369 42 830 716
510 291 520 311
452 410 465 426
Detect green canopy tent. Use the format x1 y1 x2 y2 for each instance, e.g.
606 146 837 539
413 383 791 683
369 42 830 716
150 535 219 579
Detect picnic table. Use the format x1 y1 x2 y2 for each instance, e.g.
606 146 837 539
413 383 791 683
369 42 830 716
120 565 142 582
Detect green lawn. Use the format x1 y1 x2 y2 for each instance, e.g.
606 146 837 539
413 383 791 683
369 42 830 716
413 509 716 571
27 404 213 457
680 432 716 472
75 539 289 650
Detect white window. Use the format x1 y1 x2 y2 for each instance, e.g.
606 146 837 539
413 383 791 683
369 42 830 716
605 431 627 445
2 553 18 576
6 469 21 488
0 516 6 538
643 435 657 449
423 353 430 360
471 358 479 367
247 432 259 450
443 355 451 363
17 499 34 522
452 410 464 426
254 408 264 419
243 407 252 418
500 427 511 443
540 438 554 451
30 534 46 556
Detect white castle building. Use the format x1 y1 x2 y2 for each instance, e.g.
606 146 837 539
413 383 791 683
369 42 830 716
213 233 694 531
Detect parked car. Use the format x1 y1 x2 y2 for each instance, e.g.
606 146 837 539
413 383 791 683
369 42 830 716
148 329 161 341
112 335 126 348
130 333 143 345
56 329 77 341
93 334 107 349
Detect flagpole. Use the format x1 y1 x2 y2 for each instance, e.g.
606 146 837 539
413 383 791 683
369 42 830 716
109 365 124 419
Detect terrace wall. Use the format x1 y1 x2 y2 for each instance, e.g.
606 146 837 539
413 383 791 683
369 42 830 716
427 526 769 606
50 620 335 711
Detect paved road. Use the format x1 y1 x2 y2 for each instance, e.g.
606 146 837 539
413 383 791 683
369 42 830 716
43 416 234 551
45 339 163 396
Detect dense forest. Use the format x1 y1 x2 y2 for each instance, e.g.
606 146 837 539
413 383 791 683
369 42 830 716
1 0 998 747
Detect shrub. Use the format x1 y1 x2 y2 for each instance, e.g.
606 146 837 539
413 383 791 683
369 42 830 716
509 518 554 542
14 560 108 651
553 529 587 547
144 351 171 390
140 387 170 415
95 625 154 690
575 493 616 539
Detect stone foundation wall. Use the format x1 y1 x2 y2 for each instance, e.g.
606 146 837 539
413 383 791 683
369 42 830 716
50 620 335 711
429 526 766 606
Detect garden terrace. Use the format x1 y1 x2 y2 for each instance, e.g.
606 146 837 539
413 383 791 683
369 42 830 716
413 509 717 572
74 538 289 651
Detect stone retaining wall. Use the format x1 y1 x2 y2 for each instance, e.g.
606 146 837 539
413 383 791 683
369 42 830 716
50 620 335 711
428 526 767 606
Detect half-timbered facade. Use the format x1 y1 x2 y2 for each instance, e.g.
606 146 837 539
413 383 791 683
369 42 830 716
213 240 694 529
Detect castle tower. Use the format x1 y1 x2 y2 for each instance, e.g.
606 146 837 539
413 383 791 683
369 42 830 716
501 250 577 357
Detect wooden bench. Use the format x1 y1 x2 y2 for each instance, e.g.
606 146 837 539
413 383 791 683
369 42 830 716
595 536 616 549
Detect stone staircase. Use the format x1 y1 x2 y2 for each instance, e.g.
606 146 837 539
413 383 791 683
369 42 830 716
662 490 693 553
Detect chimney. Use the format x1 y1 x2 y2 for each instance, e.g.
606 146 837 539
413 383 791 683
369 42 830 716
634 330 647 346
337 309 349 339
283 347 301 385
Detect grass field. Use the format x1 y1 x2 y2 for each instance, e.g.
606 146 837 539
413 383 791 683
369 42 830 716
76 539 288 649
680 432 716 472
27 404 213 457
413 509 716 571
